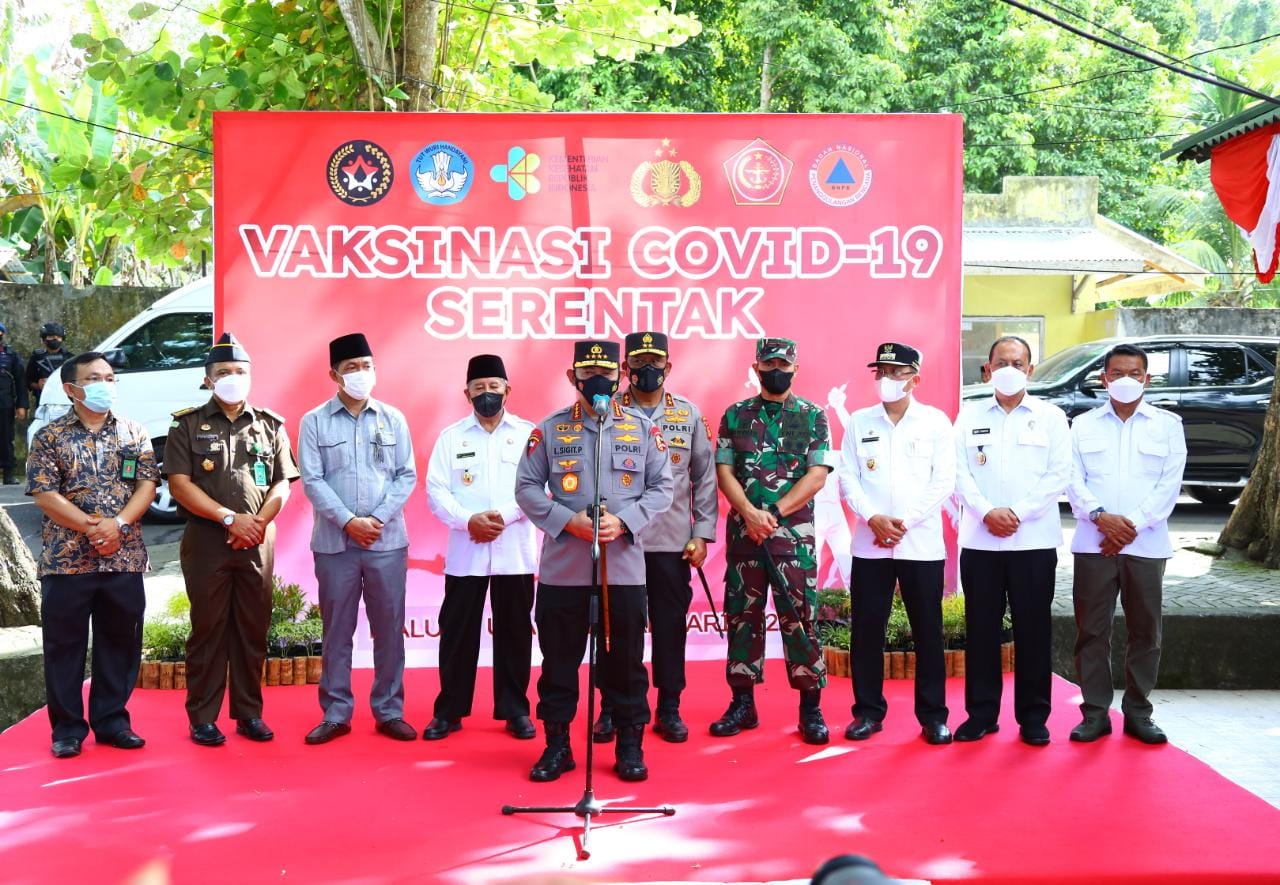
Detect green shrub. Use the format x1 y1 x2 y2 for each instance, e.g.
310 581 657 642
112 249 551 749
818 622 851 651
941 592 967 649
816 587 851 622
142 618 190 662
886 590 912 650
270 577 309 627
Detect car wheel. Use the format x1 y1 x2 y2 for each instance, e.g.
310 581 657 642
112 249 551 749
147 438 186 524
1185 486 1240 507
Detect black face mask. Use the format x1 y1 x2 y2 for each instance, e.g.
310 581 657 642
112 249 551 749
576 374 618 405
472 392 504 418
629 364 665 394
44 338 63 351
759 368 794 395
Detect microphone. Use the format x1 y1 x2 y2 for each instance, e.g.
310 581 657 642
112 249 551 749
592 394 611 417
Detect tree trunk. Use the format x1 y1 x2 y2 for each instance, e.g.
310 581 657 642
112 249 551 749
759 42 774 112
404 0 441 112
336 0 390 75
0 507 40 627
1220 389 1280 567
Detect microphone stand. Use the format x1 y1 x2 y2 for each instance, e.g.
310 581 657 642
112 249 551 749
502 396 675 860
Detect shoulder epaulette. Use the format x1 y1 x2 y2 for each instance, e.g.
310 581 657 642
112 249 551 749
171 407 197 418
258 407 286 423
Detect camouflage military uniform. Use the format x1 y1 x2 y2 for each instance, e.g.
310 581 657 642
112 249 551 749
716 391 833 690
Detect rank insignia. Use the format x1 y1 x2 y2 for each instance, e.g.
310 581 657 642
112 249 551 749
558 459 579 470
556 424 573 432
664 409 677 417
866 457 876 471
526 429 543 456
561 473 579 493
677 408 690 417
671 453 682 465
621 473 633 487
701 416 714 441
616 422 638 431
462 470 474 486
574 423 583 432
615 434 640 443
558 434 581 443
201 458 216 472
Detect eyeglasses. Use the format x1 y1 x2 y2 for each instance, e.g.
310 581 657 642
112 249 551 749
872 367 915 380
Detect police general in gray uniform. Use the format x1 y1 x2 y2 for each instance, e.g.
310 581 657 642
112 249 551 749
593 331 717 745
515 340 673 783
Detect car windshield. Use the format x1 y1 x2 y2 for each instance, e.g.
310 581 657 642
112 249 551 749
1032 343 1106 385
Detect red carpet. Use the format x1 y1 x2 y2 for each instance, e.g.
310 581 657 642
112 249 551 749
1 663 1278 884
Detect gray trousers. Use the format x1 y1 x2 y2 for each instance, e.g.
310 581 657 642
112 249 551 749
315 545 408 724
1072 553 1165 719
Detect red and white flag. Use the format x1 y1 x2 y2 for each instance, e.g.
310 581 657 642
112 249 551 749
1211 120 1280 284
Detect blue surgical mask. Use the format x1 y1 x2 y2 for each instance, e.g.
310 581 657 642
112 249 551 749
77 380 117 414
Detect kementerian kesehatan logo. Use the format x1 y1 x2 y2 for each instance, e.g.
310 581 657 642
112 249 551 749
809 144 872 208
410 142 474 205
723 138 793 206
326 141 393 206
490 146 541 200
631 138 701 208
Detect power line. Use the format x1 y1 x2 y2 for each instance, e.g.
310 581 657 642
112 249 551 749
999 0 1280 106
0 96 211 155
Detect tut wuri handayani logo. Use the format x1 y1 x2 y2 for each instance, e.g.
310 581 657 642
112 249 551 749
410 142 474 205
326 141 394 206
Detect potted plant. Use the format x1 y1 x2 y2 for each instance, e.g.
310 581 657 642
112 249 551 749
818 622 851 678
941 591 966 677
886 592 911 679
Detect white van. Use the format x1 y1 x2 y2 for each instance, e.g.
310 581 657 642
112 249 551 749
27 277 214 522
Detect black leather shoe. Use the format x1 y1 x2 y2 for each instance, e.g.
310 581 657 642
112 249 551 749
653 709 689 743
844 717 882 741
799 708 830 745
102 728 146 750
304 721 351 745
709 694 758 737
614 724 648 782
376 718 417 741
530 722 575 782
1123 716 1168 745
592 709 616 743
954 719 1000 742
190 723 226 747
505 716 536 740
922 723 953 745
422 717 461 740
51 738 82 758
1069 715 1113 742
236 718 274 742
1019 723 1051 746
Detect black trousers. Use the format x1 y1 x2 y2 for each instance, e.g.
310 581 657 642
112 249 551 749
850 557 948 727
600 551 692 715
40 572 145 742
535 583 650 727
0 407 15 472
959 547 1056 728
433 573 535 720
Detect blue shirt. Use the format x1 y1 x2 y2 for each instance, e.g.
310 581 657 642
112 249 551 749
299 395 417 554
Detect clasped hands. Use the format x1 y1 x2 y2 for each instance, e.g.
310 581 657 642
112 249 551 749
84 516 121 557
1094 512 1137 556
868 513 907 549
567 509 625 544
228 512 268 550
467 510 506 543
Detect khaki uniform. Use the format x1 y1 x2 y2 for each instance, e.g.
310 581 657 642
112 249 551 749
164 398 300 725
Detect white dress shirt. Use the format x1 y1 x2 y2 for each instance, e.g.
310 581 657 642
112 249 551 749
953 394 1070 551
1067 400 1187 558
837 398 955 561
426 410 539 577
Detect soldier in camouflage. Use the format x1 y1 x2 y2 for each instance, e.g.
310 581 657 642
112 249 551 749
712 337 835 744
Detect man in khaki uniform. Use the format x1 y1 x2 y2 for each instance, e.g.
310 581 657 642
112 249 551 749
166 332 300 746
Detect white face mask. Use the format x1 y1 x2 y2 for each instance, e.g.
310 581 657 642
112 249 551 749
877 376 911 403
991 365 1028 397
341 368 375 400
213 373 251 404
1106 376 1145 404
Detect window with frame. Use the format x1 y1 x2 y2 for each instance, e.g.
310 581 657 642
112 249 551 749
116 312 213 372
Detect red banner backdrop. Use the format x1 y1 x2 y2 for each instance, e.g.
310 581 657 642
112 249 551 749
213 112 963 666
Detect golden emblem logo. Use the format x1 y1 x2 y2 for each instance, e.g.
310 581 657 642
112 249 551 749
590 344 603 355
642 333 653 346
557 434 581 443
621 473 633 487
561 473 579 493
615 422 638 431
615 434 640 442
631 139 701 208
558 459 579 470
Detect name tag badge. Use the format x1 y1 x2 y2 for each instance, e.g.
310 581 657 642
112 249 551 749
253 461 269 487
121 457 138 480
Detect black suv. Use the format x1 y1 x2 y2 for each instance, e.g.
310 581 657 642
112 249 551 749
961 335 1277 505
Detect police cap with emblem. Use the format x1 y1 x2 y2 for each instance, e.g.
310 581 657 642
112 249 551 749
206 331 251 366
625 331 668 359
329 332 373 366
756 336 797 364
467 353 507 381
572 340 620 370
867 342 921 370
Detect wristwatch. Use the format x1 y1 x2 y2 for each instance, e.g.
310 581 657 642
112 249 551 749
115 515 133 536
221 511 236 527
769 504 784 521
1089 507 1105 523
